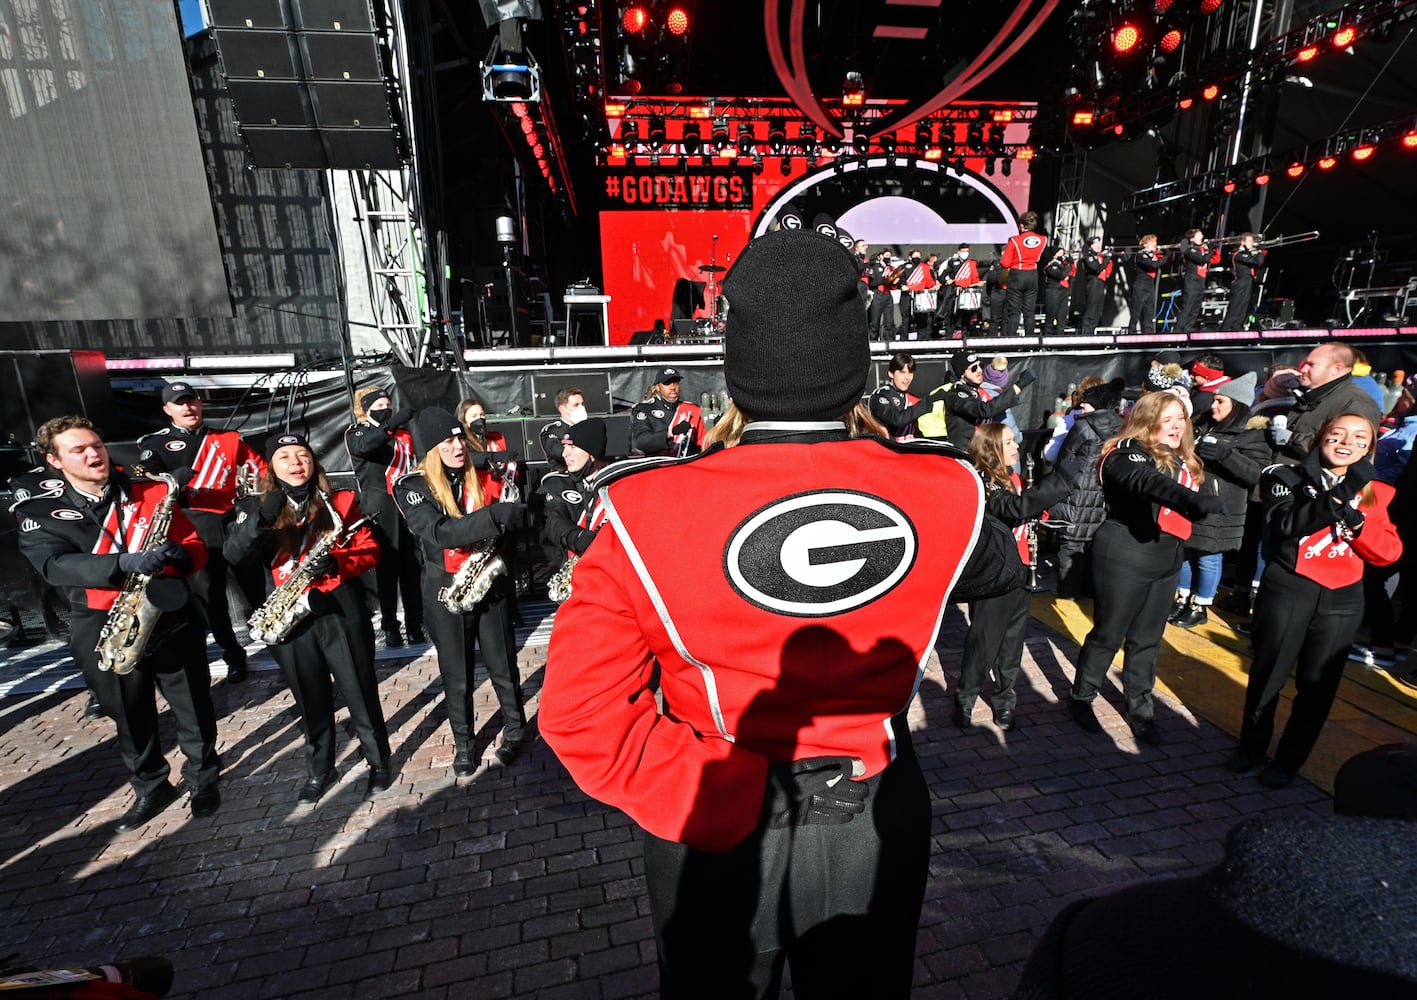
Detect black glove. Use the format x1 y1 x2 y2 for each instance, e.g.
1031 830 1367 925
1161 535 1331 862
305 554 337 579
1342 457 1376 493
1195 436 1232 461
169 467 195 488
118 550 168 576
468 451 493 470
156 540 191 570
387 407 414 429
766 757 868 828
671 420 693 436
1016 370 1038 389
488 502 527 530
500 450 521 464
1338 500 1366 532
908 397 935 420
258 489 287 523
1188 492 1227 518
571 528 598 554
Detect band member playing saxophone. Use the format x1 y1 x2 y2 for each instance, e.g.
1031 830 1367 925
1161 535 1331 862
19 415 219 832
540 419 611 602
225 433 391 805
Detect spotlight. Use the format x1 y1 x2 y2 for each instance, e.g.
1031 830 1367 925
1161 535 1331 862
1254 171 1270 185
779 157 791 176
1017 146 1035 160
852 132 869 154
1286 162 1305 177
736 122 755 156
1179 97 1194 109
1072 110 1095 126
915 123 932 151
1333 25 1357 47
1200 0 1222 12
880 135 896 155
767 123 787 154
647 115 666 149
666 7 689 35
984 157 996 176
1402 130 1417 149
1160 29 1182 52
1153 0 1173 11
1202 83 1220 100
1352 143 1375 161
842 71 866 106
1001 158 1012 177
1317 155 1337 169
1222 179 1236 193
622 5 647 33
621 120 639 148
1295 44 1319 62
1112 24 1141 53
924 147 943 161
681 123 702 156
604 101 626 118
798 123 818 154
711 118 730 152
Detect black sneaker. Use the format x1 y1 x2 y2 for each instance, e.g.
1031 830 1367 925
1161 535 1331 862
383 629 405 647
225 651 248 684
1224 748 1267 773
1068 700 1104 734
1172 605 1209 629
1167 596 1187 623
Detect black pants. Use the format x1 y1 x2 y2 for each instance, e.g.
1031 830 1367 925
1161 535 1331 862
867 291 896 340
1070 522 1183 720
1130 277 1157 333
371 514 423 633
1055 537 1094 599
1043 284 1069 333
960 585 1030 715
1222 274 1253 330
422 578 525 749
934 284 958 332
271 592 390 778
1175 273 1205 332
1004 270 1038 336
642 732 929 999
187 509 245 660
72 608 219 797
1240 565 1363 770
1080 279 1106 336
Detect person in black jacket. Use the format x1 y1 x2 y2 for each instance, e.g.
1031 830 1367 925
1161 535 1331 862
540 418 609 577
1222 233 1266 331
1128 236 1164 334
868 353 934 442
1048 379 1125 598
942 350 1034 451
952 425 1077 731
1078 237 1113 337
1173 229 1211 333
1068 392 1225 746
1042 246 1073 333
1170 372 1270 628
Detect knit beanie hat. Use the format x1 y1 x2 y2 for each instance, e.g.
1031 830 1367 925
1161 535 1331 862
358 386 391 411
1146 362 1186 392
722 230 869 420
562 417 608 460
952 350 983 377
413 407 465 455
1215 371 1257 405
983 355 1010 388
1082 377 1125 412
1261 368 1303 401
264 431 313 462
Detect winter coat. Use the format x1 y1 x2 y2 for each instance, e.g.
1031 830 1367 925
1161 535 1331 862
1047 408 1123 542
1187 415 1270 554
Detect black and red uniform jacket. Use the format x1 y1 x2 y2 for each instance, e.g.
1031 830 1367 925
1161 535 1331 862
540 464 607 558
1180 241 1211 281
393 468 516 583
1259 454 1401 589
1083 248 1114 283
224 489 379 609
17 473 207 615
1044 254 1074 290
630 395 705 457
1131 249 1164 282
1231 246 1267 280
539 423 1022 852
1000 231 1048 272
136 425 265 520
345 419 416 533
1097 438 1207 543
868 382 925 442
983 470 1073 567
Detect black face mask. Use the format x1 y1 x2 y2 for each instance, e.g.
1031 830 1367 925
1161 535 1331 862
281 480 315 505
467 418 486 436
370 407 392 424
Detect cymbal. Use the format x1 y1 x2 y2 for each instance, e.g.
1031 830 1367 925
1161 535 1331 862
697 264 726 273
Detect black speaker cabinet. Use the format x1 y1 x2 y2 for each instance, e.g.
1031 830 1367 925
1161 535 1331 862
0 350 112 448
309 81 391 128
290 0 376 32
299 33 383 81
207 0 289 28
227 80 314 126
530 374 613 418
215 29 302 79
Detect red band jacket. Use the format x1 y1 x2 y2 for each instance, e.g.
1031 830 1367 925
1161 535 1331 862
1001 231 1048 271
224 489 379 602
17 474 206 615
539 424 1024 852
136 425 265 516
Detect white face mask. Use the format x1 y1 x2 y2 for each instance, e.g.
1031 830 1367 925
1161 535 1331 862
567 405 588 424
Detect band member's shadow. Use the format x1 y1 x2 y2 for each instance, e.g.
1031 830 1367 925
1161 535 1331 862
656 626 927 996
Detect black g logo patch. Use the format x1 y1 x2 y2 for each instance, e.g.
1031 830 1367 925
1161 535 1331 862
724 490 917 617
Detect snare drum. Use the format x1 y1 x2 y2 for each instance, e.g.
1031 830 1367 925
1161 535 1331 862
957 287 983 310
912 290 936 312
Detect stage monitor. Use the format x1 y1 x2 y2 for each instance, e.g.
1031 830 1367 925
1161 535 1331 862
530 374 613 418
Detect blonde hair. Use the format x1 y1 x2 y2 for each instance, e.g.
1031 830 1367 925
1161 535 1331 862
352 386 386 424
1102 391 1204 484
704 402 887 449
415 445 485 517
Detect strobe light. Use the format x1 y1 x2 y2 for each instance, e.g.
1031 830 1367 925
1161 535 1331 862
1112 23 1141 53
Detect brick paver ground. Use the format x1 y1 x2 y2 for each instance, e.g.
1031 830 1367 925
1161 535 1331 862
0 602 1334 999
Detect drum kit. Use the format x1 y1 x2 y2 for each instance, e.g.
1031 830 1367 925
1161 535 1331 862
694 237 730 334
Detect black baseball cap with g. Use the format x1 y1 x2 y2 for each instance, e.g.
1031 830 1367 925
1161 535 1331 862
655 367 683 384
162 382 200 404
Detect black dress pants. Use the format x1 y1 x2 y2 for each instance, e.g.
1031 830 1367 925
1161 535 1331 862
960 585 1030 715
422 578 526 749
1043 285 1069 333
1130 278 1157 333
1175 274 1205 332
1240 566 1363 770
867 291 896 340
1004 270 1038 336
1222 274 1253 330
1080 279 1106 336
271 594 390 778
370 512 423 633
641 730 930 1000
1070 522 1183 720
186 510 245 660
72 609 219 797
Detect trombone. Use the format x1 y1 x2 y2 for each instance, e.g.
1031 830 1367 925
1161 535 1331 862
1210 229 1320 249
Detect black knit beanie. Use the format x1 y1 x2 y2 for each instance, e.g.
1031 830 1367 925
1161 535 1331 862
1082 377 1125 412
413 407 465 455
264 431 313 463
722 229 869 420
563 417 608 460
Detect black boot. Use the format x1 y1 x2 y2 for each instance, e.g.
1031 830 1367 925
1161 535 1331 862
1172 602 1209 629
452 744 476 778
1167 595 1188 623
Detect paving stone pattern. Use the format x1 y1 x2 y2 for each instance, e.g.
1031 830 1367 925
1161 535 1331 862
0 606 1330 999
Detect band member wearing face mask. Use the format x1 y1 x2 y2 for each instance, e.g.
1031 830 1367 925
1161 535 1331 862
225 434 391 803
136 382 266 681
956 425 1077 732
1174 228 1210 333
19 416 218 831
456 397 521 502
1067 392 1225 746
942 350 1034 452
1226 414 1401 788
1129 235 1164 334
630 367 704 457
344 386 423 646
395 409 529 774
540 419 610 576
1222 233 1266 331
539 386 588 470
869 353 934 443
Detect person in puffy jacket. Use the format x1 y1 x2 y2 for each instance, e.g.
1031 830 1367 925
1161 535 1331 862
1048 378 1125 598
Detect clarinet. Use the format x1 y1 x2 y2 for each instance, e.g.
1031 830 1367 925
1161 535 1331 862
1023 454 1040 592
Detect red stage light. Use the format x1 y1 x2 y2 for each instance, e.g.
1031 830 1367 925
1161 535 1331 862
924 148 943 161
1403 130 1417 149
1202 84 1220 100
1072 110 1095 126
666 7 689 35
688 105 711 118
622 6 647 33
1200 0 1222 12
1286 162 1305 177
1113 125 1124 136
1179 97 1194 109
1222 180 1236 193
991 109 1014 123
842 91 864 107
604 101 626 118
609 143 626 158
1112 24 1140 53
1352 144 1375 161
1017 146 1035 160
1333 26 1357 47
1254 172 1270 185
1153 0 1173 11
1296 45 1319 62
1160 29 1182 52
1317 156 1337 170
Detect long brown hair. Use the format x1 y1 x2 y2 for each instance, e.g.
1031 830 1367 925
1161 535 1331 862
1102 390 1205 484
416 444 485 517
455 397 491 452
967 424 1015 491
1316 412 1378 509
260 464 335 561
704 402 888 448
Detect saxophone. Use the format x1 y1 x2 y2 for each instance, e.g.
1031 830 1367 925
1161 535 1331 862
547 554 578 603
247 493 369 644
437 538 507 613
95 473 181 675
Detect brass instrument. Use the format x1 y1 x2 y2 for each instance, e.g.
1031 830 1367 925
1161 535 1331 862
1022 454 1040 593
498 458 521 503
95 473 181 674
547 554 578 603
247 493 370 645
235 463 258 500
437 537 507 613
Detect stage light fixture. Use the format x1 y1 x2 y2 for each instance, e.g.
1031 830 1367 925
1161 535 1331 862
880 135 896 155
985 157 996 175
1295 44 1319 62
924 147 943 161
779 157 791 176
1317 155 1337 169
1202 84 1220 100
1112 24 1141 53
1403 130 1417 149
1254 171 1269 185
647 115 666 149
1200 0 1222 12
737 122 755 156
621 120 639 148
622 5 647 33
1179 97 1194 109
767 123 787 153
991 109 1014 123
681 123 702 155
688 105 711 119
609 142 626 158
666 7 689 35
711 118 730 151
1222 179 1236 192
824 136 842 155
1332 25 1357 47
798 123 818 154
1072 110 1095 126
852 132 869 154
1352 143 1375 161
1113 124 1124 136
1017 146 1035 160
915 123 932 150
604 101 626 118
1286 162 1305 177
1001 158 1012 177
842 71 866 106
1153 0 1173 11
1160 29 1182 52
